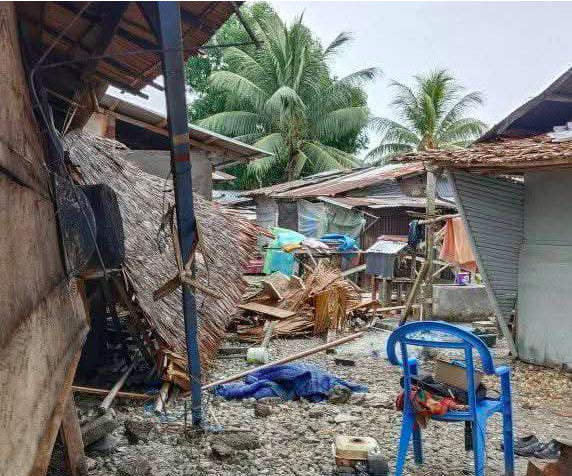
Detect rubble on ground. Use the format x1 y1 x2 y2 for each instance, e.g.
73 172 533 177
78 334 571 476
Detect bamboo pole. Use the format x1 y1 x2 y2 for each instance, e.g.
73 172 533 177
99 361 137 413
200 332 364 391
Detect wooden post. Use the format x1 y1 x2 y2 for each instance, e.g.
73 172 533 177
60 394 86 476
400 261 430 325
424 165 438 320
382 278 391 306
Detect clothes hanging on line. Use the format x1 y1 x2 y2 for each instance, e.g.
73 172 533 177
439 217 477 272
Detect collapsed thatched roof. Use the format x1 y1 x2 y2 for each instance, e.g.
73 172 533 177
64 130 261 387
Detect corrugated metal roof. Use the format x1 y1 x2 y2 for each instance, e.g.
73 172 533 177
275 162 425 198
316 195 454 210
366 239 408 255
100 94 271 162
213 190 252 206
393 134 572 172
243 169 347 197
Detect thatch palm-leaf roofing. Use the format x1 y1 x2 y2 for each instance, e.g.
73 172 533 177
393 134 572 172
64 130 262 387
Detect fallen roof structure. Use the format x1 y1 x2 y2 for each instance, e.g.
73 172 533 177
65 130 264 388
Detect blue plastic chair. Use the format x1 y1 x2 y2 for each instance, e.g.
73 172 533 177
386 321 515 476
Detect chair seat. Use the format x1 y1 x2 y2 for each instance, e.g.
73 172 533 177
432 398 502 422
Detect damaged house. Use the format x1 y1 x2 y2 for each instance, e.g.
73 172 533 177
245 162 455 251
0 2 256 474
394 65 572 368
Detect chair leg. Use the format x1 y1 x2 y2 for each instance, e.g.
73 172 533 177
412 425 423 464
501 406 515 475
500 373 515 476
472 417 487 476
395 414 414 476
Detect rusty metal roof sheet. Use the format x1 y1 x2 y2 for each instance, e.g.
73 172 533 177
317 195 454 210
243 169 347 197
273 162 426 198
392 134 572 172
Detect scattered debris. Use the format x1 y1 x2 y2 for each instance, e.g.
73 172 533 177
235 262 363 342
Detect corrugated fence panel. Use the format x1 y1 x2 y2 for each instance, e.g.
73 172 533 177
448 171 524 322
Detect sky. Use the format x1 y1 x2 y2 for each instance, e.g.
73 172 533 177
109 1 572 156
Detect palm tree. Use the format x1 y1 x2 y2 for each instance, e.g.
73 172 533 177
197 12 379 187
367 69 486 163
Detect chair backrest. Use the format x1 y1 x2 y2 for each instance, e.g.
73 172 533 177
387 321 496 414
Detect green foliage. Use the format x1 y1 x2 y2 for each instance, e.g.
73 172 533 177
187 5 378 189
367 69 486 164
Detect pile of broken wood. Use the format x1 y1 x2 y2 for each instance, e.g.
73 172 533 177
233 261 366 342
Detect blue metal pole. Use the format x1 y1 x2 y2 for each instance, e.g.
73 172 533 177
145 1 202 426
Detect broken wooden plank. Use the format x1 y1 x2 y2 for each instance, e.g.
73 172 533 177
238 302 296 319
261 280 283 301
72 386 151 401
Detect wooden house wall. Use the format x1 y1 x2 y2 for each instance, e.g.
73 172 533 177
361 208 411 250
0 4 88 475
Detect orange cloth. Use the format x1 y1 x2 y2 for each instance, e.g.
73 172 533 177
439 217 477 272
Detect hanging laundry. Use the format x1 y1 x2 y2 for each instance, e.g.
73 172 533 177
408 220 424 248
439 217 477 272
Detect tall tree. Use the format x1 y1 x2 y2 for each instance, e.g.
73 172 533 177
194 10 378 189
367 69 486 163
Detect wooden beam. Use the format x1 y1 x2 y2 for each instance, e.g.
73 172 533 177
60 394 86 476
423 166 438 319
81 2 130 82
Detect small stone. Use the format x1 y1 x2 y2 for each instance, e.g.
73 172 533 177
308 408 324 419
254 403 272 418
117 457 152 476
328 386 352 404
257 396 282 405
85 457 97 471
333 413 360 424
211 443 235 459
218 432 261 450
87 435 119 456
124 419 155 444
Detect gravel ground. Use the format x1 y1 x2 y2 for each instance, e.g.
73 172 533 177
82 330 572 476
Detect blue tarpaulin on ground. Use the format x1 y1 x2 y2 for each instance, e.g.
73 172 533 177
213 364 368 402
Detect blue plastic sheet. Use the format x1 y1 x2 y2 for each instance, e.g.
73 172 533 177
320 233 358 252
263 227 306 276
213 364 368 402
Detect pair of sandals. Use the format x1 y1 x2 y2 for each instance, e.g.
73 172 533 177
506 435 561 459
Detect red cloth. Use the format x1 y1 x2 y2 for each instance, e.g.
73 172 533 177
439 217 477 272
396 387 466 428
